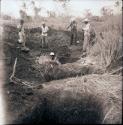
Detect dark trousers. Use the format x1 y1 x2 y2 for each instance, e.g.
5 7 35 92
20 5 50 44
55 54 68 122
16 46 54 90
70 30 77 45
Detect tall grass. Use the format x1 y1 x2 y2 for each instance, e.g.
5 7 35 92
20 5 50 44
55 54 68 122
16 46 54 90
90 15 122 70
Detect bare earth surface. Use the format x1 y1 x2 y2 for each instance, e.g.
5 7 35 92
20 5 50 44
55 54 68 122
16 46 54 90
1 20 122 124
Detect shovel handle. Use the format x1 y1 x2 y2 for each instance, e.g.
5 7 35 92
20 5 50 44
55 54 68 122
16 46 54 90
10 57 17 80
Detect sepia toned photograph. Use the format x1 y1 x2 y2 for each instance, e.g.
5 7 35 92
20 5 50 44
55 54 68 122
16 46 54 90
0 0 122 124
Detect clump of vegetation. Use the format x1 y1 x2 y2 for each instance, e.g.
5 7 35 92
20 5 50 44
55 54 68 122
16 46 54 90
89 15 122 72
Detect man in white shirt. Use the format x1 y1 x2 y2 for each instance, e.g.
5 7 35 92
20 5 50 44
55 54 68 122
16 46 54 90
17 20 25 44
41 22 49 48
17 19 29 52
82 18 91 56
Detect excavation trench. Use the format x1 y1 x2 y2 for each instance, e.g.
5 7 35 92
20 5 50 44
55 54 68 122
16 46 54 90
8 52 102 85
3 26 120 124
4 74 122 124
3 24 103 85
4 39 100 86
14 91 104 124
3 25 106 124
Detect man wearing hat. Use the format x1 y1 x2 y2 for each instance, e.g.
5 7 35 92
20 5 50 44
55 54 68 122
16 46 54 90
82 18 91 56
49 52 61 65
17 19 29 52
67 18 77 46
41 22 49 48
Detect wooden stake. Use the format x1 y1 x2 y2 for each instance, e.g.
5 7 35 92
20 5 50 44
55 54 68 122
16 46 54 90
10 57 17 82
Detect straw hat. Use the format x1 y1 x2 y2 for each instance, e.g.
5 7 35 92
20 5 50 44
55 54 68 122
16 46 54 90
83 18 89 22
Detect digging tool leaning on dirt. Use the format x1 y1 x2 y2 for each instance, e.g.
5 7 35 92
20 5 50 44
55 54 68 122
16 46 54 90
41 22 49 48
17 19 29 52
67 18 78 46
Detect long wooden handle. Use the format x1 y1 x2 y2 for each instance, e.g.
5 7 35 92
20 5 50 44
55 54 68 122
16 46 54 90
10 57 17 79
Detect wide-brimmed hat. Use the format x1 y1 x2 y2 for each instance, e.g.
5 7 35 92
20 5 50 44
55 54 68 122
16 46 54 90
83 18 89 22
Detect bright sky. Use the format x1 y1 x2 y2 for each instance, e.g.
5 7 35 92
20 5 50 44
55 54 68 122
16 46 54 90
1 0 117 18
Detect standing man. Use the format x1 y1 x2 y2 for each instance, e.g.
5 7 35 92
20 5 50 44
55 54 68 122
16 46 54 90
17 19 29 52
67 18 77 46
41 22 49 48
82 18 91 56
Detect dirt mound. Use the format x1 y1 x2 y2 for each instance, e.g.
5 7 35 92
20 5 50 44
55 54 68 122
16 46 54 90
6 74 122 124
3 24 72 61
48 29 70 50
33 58 104 83
3 25 70 51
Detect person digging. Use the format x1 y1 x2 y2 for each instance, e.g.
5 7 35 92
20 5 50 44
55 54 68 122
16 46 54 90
17 19 30 53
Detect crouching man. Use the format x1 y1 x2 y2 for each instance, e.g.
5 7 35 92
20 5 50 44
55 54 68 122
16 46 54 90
41 22 49 48
49 52 61 66
17 19 29 52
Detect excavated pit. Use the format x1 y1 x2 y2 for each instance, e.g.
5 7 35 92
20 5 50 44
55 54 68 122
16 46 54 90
3 25 95 85
3 24 121 124
13 92 104 124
